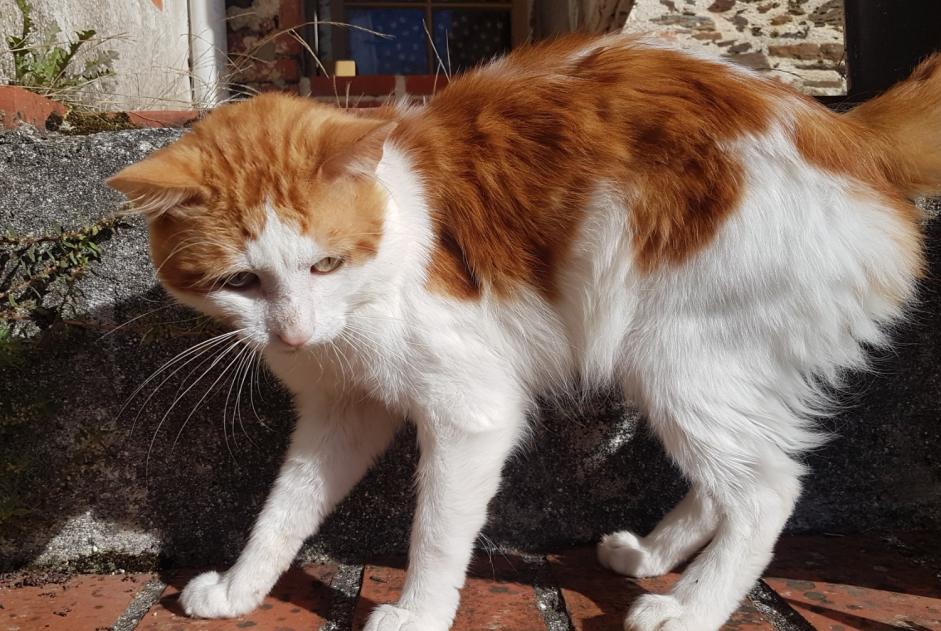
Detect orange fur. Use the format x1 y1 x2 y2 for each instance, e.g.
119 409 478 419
395 35 774 298
108 94 392 291
844 53 941 198
791 56 939 286
109 35 931 302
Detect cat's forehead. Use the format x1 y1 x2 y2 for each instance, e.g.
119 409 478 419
148 174 387 293
242 204 324 269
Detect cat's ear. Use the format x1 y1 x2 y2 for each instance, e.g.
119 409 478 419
320 119 398 179
106 146 205 218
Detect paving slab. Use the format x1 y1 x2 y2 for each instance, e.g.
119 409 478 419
352 556 545 631
0 573 149 631
765 535 941 630
136 564 335 631
548 547 776 630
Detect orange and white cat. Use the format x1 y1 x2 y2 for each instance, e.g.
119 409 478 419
108 34 940 631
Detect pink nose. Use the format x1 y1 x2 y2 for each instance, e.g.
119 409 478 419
277 332 310 348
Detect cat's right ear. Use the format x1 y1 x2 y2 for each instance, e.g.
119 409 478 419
106 146 205 219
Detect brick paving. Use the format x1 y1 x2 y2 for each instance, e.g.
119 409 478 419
548 548 775 630
1 535 938 631
0 573 149 631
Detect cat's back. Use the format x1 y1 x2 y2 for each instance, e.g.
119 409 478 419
393 34 925 324
412 32 777 147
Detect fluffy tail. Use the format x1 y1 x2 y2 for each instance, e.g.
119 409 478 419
846 53 941 198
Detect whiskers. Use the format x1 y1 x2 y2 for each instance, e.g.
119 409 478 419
120 310 421 476
117 328 269 476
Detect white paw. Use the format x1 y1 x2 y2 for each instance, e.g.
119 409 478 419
179 571 260 619
624 594 692 631
599 531 665 578
362 604 426 631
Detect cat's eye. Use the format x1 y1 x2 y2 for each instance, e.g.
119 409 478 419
222 271 259 290
311 257 343 274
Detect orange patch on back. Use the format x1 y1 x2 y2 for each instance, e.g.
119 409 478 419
395 34 774 300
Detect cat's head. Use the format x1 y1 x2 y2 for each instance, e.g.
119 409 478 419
107 94 397 351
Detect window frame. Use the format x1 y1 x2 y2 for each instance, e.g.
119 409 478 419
330 0 528 76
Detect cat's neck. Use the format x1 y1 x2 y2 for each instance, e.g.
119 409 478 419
373 141 436 298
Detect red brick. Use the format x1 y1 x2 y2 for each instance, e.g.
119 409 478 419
127 110 199 128
405 74 450 96
229 30 301 57
227 30 260 56
279 0 304 29
310 75 397 98
137 565 334 630
235 58 301 85
277 0 305 55
0 85 66 130
239 83 295 95
0 573 150 630
275 36 303 56
765 535 941 630
549 548 775 630
229 28 303 57
310 96 392 109
353 557 544 631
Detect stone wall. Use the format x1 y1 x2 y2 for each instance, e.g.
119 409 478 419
0 125 938 572
0 0 191 110
225 0 307 97
624 0 847 95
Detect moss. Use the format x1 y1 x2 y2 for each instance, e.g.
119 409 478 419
0 324 25 370
48 110 136 135
1 552 161 582
67 551 161 574
1 215 125 333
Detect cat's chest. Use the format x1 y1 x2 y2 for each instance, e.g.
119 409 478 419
264 330 418 405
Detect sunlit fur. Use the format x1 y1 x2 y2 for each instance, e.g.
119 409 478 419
107 34 938 631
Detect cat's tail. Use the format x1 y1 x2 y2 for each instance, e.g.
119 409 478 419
846 52 941 198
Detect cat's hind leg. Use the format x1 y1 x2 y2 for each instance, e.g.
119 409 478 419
623 384 806 631
598 485 717 578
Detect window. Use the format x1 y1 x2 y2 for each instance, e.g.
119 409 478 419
328 1 527 75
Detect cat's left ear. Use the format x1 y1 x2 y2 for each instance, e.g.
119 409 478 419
106 144 205 218
320 119 398 179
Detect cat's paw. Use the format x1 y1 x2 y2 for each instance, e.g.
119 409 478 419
179 571 259 619
624 594 693 631
362 604 426 631
599 531 665 578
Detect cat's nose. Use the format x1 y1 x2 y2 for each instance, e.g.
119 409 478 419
277 331 311 349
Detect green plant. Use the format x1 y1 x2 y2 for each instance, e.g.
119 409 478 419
4 0 117 99
0 216 125 333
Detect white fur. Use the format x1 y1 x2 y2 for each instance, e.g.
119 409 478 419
176 103 919 631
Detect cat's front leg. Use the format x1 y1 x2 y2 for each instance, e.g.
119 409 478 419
363 399 525 631
181 392 401 619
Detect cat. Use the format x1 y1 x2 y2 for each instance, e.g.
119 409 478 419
107 33 940 631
